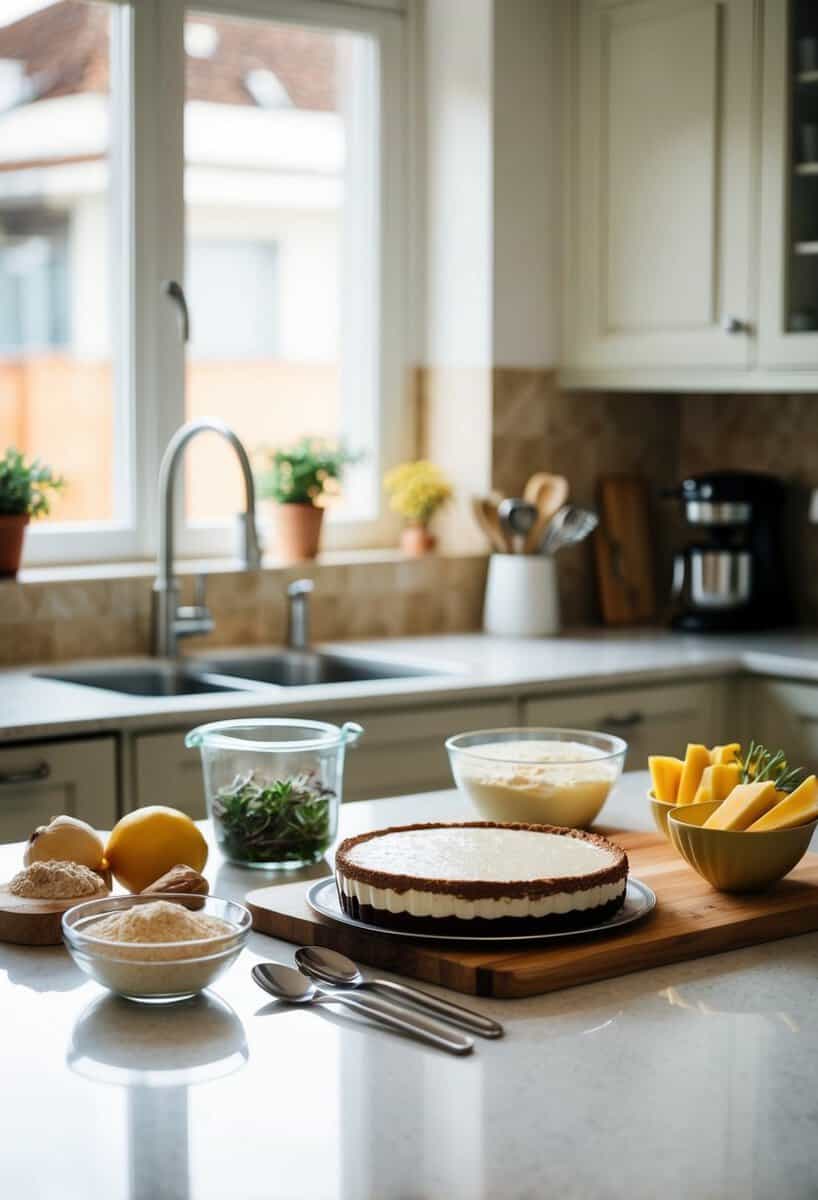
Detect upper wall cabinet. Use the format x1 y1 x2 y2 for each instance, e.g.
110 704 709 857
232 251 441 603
560 0 818 390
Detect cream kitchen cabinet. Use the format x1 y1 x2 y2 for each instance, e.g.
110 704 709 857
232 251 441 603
337 699 519 801
743 680 818 773
0 737 117 844
523 681 726 769
129 698 519 813
564 0 755 375
560 0 818 389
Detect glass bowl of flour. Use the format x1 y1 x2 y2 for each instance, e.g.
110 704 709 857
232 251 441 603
446 728 627 828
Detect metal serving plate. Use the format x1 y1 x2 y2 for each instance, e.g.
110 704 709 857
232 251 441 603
306 877 656 944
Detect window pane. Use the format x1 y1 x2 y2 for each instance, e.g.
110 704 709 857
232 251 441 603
183 12 375 524
0 0 123 526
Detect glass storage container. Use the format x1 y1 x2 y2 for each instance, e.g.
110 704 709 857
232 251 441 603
185 718 363 869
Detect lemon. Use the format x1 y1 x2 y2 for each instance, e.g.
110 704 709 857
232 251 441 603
105 806 208 893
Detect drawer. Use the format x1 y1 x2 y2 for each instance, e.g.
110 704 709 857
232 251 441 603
0 736 118 843
523 682 724 770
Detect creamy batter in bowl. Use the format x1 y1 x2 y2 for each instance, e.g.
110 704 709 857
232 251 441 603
446 728 627 827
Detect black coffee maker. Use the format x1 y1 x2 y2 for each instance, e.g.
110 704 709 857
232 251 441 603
665 471 791 632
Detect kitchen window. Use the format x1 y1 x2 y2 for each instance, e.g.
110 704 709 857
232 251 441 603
1 0 406 565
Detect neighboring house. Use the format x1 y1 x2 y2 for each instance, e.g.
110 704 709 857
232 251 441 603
0 2 344 522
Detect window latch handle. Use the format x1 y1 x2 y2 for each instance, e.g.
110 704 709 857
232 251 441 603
163 280 190 343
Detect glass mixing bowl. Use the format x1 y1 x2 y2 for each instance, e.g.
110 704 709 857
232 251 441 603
446 727 627 828
62 894 251 1004
185 718 363 869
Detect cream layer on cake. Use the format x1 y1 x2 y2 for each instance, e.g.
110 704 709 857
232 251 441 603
337 826 626 921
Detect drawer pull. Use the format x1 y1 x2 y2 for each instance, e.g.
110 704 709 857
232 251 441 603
0 761 51 786
598 711 644 729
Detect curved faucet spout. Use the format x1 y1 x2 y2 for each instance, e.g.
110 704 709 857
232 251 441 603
153 419 261 656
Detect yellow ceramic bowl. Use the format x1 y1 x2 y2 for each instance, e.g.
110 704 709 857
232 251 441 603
667 799 818 893
648 790 676 840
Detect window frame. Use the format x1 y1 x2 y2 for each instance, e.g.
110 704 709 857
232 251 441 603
21 0 409 566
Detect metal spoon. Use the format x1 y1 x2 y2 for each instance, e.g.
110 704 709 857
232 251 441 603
497 498 539 554
251 963 474 1056
540 505 599 555
295 946 504 1039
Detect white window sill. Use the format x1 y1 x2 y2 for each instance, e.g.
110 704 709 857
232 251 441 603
13 547 486 587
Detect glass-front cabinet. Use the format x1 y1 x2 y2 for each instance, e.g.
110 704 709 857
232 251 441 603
759 0 818 369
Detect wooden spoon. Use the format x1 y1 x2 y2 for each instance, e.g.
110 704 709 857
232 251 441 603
471 496 510 553
523 473 569 553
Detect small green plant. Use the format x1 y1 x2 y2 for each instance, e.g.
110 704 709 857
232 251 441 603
256 438 357 506
0 448 65 518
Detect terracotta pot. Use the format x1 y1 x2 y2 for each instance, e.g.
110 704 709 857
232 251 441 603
400 523 436 557
274 502 324 563
0 514 29 578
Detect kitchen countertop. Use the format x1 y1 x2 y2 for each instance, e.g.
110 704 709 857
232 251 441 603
2 773 817 1200
3 627 818 743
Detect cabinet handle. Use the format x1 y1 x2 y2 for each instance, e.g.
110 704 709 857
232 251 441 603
721 314 752 335
0 761 51 786
598 711 644 729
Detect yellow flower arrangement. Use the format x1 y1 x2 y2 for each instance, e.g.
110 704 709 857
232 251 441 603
383 460 453 524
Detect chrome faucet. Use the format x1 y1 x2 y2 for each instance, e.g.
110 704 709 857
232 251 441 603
286 579 314 651
152 419 262 657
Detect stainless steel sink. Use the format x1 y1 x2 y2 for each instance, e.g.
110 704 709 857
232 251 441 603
189 650 441 688
36 663 257 698
37 651 444 696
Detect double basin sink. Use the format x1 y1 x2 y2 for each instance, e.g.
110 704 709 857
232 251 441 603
38 650 442 697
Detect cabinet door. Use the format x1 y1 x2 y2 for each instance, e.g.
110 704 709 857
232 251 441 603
568 0 755 370
0 737 118 843
334 700 519 801
130 699 520 814
750 680 818 773
523 682 723 769
758 0 818 367
133 732 207 819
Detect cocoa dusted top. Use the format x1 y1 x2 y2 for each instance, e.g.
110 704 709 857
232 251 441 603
335 821 628 899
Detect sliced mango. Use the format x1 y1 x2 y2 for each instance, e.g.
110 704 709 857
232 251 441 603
703 781 778 831
693 763 741 805
747 775 818 832
676 744 713 806
649 755 684 804
710 743 741 766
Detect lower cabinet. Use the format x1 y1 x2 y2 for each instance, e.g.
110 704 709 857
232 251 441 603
745 680 818 774
339 699 519 801
129 698 519 813
522 681 725 770
132 731 208 819
0 736 117 843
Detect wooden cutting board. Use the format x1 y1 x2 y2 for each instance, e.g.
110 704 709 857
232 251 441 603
246 829 818 998
0 882 108 946
594 475 657 625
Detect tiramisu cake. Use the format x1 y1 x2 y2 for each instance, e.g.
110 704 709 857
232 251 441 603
334 821 628 935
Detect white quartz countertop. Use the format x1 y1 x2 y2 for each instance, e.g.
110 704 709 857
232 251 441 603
2 774 817 1200
3 627 818 742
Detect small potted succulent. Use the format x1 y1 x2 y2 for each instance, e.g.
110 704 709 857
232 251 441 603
256 439 357 563
384 460 453 556
0 448 65 578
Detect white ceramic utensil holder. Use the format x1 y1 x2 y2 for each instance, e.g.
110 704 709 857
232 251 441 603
483 553 560 636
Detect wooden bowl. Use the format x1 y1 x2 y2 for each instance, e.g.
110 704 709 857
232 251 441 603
667 800 818 893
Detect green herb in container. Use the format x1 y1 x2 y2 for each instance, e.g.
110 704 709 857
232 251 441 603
185 718 363 870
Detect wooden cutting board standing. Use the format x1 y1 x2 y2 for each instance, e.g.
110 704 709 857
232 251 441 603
246 830 818 999
594 475 657 624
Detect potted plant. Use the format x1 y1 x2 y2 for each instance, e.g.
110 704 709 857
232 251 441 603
0 448 65 578
256 439 356 563
384 460 453 556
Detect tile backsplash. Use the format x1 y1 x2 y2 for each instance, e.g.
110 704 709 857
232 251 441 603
0 553 488 667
